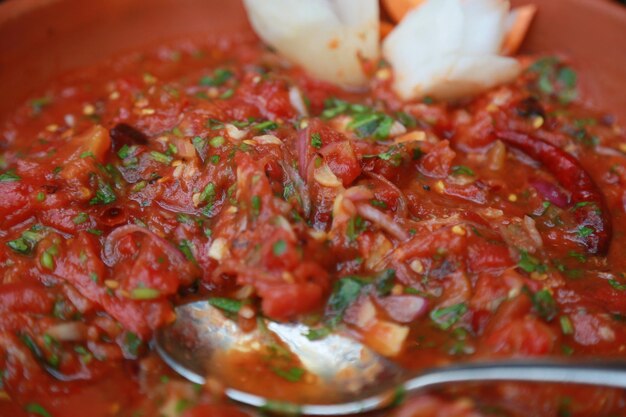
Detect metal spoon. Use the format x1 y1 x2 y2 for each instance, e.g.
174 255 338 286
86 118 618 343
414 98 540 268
155 301 626 415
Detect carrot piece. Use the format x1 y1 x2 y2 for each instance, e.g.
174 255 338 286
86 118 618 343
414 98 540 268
381 0 424 23
501 4 537 56
380 20 395 39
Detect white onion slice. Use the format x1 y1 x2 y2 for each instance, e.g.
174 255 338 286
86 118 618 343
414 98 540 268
243 0 379 88
383 0 521 101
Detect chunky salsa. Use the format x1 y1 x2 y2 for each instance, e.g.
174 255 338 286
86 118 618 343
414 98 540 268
1 34 626 417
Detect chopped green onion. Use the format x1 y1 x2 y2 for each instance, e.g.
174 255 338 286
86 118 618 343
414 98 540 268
150 151 173 165
253 120 278 133
560 315 574 335
130 288 161 300
209 136 225 148
208 297 243 314
41 251 55 270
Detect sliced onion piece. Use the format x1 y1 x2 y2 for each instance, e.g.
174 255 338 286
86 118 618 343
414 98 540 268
377 295 428 323
383 0 521 101
102 225 186 267
243 0 379 88
356 203 409 241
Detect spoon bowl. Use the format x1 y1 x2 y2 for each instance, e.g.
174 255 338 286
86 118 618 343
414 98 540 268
156 301 626 415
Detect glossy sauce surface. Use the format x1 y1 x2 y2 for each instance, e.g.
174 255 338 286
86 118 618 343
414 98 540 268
1 36 626 417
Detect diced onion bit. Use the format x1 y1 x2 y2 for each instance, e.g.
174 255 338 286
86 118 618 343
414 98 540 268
46 322 88 342
314 163 342 188
364 320 409 357
208 237 229 261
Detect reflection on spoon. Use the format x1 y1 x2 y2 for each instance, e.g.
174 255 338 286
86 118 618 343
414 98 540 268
155 301 626 415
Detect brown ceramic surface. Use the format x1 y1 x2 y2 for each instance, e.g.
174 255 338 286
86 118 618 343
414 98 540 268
0 0 625 121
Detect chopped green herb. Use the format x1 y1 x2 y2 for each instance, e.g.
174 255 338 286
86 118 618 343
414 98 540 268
310 133 322 149
325 277 367 328
0 170 20 182
346 215 366 242
253 120 278 133
179 240 195 262
321 98 396 140
199 182 216 206
370 199 387 209
30 96 52 115
272 239 287 256
174 399 192 415
199 68 233 87
220 88 235 99
451 165 475 176
24 403 53 417
363 145 404 167
208 297 243 314
36 191 46 202
192 136 207 156
305 326 332 341
123 332 142 357
7 238 30 254
74 345 93 364
166 143 178 156
526 287 558 321
609 279 626 291
375 269 396 297
89 181 116 205
517 250 547 274
72 212 89 225
430 303 467 330
6 226 45 255
260 400 302 415
271 367 305 382
567 251 587 263
80 151 95 159
576 226 594 238
132 181 147 192
251 195 261 217
528 57 578 105
396 111 417 128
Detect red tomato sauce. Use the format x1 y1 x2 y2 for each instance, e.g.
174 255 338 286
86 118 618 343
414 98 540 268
1 35 626 417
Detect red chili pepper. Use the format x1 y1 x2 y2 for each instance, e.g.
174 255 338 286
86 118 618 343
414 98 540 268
496 130 611 255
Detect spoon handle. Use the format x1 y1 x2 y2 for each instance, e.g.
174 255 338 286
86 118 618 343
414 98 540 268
405 360 626 392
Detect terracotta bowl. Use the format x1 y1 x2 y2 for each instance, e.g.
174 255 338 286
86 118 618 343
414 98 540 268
0 0 625 122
